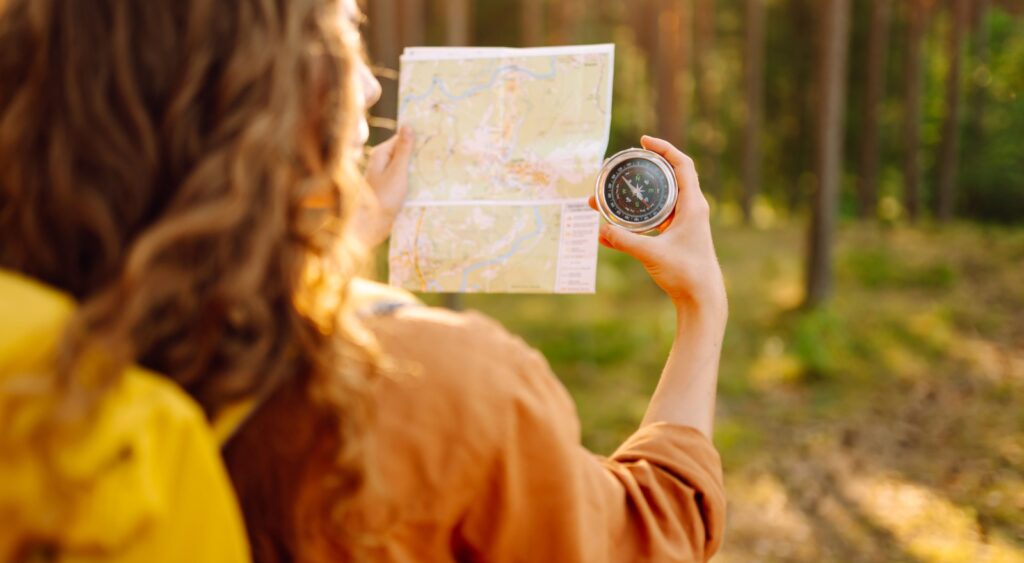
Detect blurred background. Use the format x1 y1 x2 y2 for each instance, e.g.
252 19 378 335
363 0 1024 560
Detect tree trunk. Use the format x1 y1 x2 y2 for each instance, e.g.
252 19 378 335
679 1 694 145
967 0 990 144
443 0 472 46
521 0 544 47
902 1 926 222
805 0 851 308
693 0 720 198
787 0 816 213
655 1 688 145
550 0 581 44
856 0 892 219
631 0 658 76
368 0 400 74
742 0 765 224
655 0 691 145
368 0 400 137
400 0 425 48
936 0 970 222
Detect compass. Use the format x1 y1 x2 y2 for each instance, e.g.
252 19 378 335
595 148 678 233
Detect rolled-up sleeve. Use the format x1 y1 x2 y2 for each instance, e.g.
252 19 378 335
454 334 726 563
604 423 727 561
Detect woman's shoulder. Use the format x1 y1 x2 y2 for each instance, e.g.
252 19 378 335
350 279 553 389
352 278 579 442
365 303 561 403
368 302 580 437
367 303 519 354
358 301 583 537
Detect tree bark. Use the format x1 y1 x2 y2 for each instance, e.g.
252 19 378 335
400 0 425 48
805 0 851 308
368 0 400 72
654 0 691 145
656 2 681 144
679 1 694 145
521 0 544 47
655 0 696 145
742 0 765 224
693 0 720 197
368 0 400 129
631 0 659 76
856 0 892 219
967 0 990 143
787 0 817 213
550 0 581 44
902 1 926 222
443 0 472 47
936 0 970 221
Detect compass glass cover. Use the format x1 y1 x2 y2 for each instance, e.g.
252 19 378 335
603 158 672 224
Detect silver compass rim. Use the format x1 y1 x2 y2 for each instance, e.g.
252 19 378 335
594 148 678 233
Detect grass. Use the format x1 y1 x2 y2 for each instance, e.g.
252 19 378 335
417 219 1024 562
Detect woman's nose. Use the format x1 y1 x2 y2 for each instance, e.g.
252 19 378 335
361 64 382 109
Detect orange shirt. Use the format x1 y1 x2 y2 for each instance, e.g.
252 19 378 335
355 304 726 562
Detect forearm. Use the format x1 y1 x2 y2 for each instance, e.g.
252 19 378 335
640 302 726 440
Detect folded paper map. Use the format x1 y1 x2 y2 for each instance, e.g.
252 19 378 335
388 44 615 294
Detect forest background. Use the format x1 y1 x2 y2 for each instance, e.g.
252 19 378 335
363 1 1024 560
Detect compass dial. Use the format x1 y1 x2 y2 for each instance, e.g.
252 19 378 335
595 149 677 233
607 159 670 222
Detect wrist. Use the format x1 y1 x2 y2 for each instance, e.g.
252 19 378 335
673 291 728 337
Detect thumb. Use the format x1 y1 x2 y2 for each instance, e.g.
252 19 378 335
390 126 415 168
366 136 397 175
599 223 652 260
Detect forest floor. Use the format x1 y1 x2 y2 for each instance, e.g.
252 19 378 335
428 219 1024 563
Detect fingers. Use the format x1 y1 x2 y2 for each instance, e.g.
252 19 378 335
641 135 691 172
367 136 397 174
640 135 707 219
391 126 414 168
656 211 675 233
598 222 652 261
589 196 620 249
368 127 414 173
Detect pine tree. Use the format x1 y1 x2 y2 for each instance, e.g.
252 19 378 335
806 0 852 307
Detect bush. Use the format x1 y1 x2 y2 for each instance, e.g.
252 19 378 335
958 10 1024 224
842 248 957 290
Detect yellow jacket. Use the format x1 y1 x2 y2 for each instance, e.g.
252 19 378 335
0 270 250 562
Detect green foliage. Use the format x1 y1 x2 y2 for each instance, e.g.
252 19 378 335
789 307 845 379
960 11 1024 223
713 417 763 467
842 247 956 290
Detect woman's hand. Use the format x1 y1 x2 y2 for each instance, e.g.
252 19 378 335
593 137 726 438
353 127 415 248
589 136 727 324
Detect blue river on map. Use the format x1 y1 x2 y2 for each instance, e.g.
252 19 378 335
458 206 546 292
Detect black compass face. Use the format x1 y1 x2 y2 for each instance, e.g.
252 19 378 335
603 158 672 224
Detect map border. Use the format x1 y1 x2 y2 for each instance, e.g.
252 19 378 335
391 44 615 294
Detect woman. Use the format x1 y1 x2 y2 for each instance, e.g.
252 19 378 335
0 0 728 561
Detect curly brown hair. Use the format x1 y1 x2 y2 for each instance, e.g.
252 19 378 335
0 0 377 559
